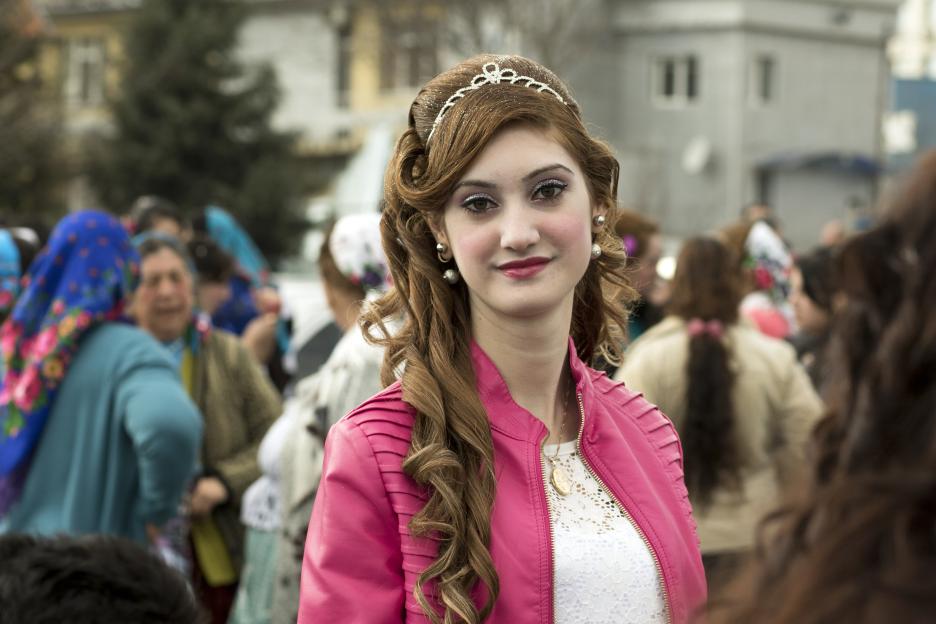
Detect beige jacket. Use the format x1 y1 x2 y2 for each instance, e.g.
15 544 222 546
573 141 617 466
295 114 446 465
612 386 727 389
614 316 824 553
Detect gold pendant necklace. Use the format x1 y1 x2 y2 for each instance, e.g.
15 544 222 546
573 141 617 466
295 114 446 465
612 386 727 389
546 381 574 497
549 460 572 496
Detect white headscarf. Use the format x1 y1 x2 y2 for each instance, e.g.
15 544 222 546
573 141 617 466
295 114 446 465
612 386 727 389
328 212 392 296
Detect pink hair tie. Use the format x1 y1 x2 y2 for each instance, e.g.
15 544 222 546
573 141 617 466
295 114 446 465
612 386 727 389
687 318 724 339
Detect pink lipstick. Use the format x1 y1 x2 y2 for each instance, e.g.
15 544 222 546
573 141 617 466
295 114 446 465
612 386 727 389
497 257 551 279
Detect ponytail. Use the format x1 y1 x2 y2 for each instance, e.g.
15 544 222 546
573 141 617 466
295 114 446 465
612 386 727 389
683 328 740 509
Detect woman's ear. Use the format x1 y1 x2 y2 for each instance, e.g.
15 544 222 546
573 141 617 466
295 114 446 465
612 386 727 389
428 214 449 249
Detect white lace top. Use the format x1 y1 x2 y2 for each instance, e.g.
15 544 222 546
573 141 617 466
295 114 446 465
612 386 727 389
543 440 667 624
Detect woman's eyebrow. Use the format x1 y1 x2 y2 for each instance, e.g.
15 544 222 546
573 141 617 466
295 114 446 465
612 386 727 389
522 163 573 181
453 164 574 192
452 179 497 192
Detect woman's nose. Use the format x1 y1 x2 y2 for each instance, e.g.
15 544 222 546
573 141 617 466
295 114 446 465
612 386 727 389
155 277 176 298
499 205 540 252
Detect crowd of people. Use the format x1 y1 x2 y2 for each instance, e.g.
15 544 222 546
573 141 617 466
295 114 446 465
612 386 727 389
1 52 934 624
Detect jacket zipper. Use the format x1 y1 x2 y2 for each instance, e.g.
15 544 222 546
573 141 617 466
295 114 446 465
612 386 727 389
538 430 558 623
574 393 672 624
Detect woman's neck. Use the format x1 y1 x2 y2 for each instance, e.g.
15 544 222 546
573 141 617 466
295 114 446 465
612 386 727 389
471 298 575 437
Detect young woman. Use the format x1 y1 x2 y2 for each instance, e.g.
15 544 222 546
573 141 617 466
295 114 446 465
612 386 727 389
299 55 706 623
615 237 823 585
709 150 936 622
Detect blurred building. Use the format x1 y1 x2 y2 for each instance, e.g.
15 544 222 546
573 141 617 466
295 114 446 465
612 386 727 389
572 0 902 249
890 0 936 77
31 0 440 215
31 0 911 249
885 0 936 171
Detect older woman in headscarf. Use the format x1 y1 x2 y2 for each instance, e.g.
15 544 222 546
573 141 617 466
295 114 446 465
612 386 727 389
229 212 392 624
132 235 281 624
0 211 202 542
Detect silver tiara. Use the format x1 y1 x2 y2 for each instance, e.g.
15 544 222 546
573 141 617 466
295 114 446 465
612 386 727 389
426 62 567 142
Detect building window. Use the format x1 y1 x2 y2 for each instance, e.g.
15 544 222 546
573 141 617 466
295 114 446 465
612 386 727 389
652 55 699 106
380 24 438 91
65 37 106 108
749 55 776 106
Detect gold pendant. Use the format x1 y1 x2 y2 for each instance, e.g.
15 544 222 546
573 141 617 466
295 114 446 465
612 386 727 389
550 465 572 496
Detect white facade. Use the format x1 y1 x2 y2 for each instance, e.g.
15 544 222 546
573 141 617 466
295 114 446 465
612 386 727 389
890 0 936 78
237 3 372 153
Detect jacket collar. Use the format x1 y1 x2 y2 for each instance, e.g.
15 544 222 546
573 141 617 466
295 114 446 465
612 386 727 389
470 337 596 443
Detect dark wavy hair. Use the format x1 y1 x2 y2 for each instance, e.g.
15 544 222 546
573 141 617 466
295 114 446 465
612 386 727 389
667 237 745 509
709 150 936 622
361 54 635 623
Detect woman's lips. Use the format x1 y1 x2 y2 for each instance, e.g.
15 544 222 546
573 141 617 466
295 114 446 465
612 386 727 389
497 257 551 279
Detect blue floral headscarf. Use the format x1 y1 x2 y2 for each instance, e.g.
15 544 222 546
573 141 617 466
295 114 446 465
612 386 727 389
0 210 140 517
0 231 21 319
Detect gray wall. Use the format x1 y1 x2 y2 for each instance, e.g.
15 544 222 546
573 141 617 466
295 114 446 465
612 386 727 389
573 0 898 250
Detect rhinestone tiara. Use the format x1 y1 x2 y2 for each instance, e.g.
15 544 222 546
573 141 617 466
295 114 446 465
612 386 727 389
426 62 567 143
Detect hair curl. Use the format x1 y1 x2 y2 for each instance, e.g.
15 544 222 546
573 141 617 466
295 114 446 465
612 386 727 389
667 237 744 509
709 150 936 622
361 54 635 623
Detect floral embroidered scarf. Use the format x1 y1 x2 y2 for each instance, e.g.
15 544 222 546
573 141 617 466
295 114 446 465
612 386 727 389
0 210 140 516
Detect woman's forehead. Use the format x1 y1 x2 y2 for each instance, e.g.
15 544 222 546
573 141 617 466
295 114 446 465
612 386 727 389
141 247 188 273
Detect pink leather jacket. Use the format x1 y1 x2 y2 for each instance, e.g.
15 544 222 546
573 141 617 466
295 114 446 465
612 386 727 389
299 340 707 623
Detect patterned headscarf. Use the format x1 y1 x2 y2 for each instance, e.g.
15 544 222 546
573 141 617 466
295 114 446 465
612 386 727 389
328 212 392 296
0 210 140 516
743 221 793 304
0 231 21 319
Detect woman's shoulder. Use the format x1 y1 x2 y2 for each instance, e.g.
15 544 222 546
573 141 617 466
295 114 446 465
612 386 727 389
325 325 385 369
340 382 415 431
203 327 260 369
592 370 672 424
626 316 685 352
80 323 172 368
731 323 798 364
327 382 415 464
589 370 685 467
204 326 242 353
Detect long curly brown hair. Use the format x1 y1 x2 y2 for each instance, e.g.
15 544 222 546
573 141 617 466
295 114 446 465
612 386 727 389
708 150 936 622
361 54 635 623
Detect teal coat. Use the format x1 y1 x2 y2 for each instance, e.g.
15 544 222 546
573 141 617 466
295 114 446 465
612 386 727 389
0 323 202 542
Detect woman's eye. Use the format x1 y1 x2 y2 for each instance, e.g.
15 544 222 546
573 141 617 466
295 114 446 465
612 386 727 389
462 195 496 214
533 180 567 201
